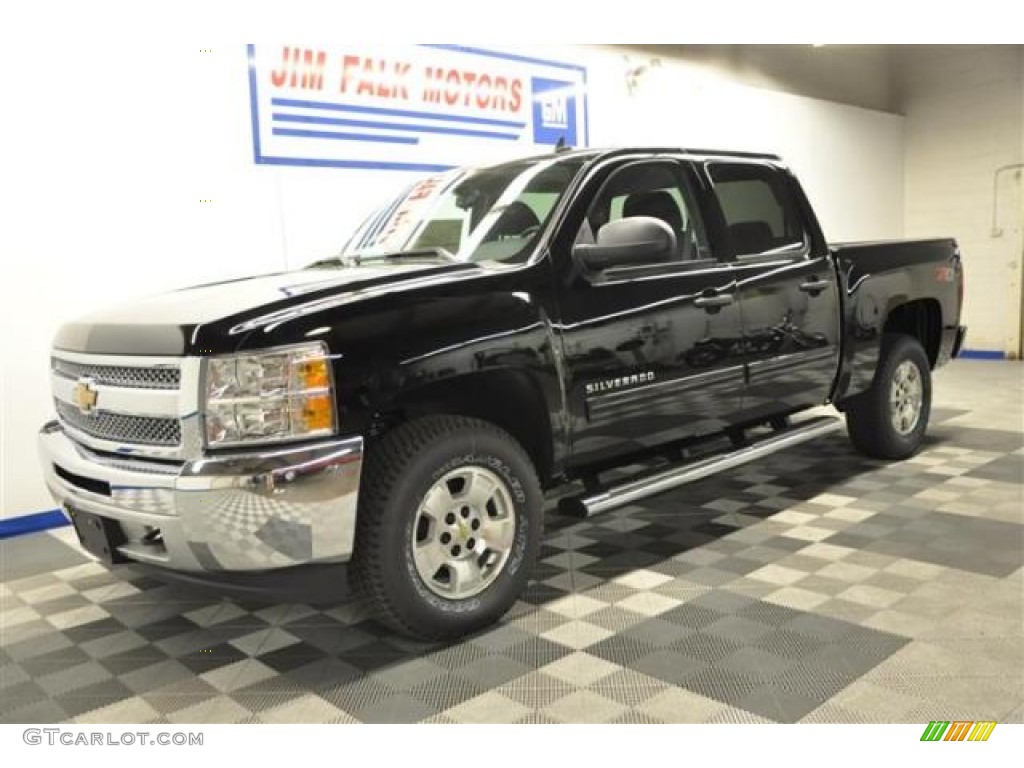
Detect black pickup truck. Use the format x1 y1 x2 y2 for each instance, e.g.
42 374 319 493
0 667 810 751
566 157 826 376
39 148 966 638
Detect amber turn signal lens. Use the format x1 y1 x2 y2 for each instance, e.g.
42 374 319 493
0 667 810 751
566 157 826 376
298 359 330 390
300 394 334 432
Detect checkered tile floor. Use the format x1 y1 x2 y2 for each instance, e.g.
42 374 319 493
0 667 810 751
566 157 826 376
2 359 1022 723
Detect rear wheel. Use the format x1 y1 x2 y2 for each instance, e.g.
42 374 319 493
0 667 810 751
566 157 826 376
846 333 932 459
353 415 542 640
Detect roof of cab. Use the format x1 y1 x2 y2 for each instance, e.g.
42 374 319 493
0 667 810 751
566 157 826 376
528 146 783 163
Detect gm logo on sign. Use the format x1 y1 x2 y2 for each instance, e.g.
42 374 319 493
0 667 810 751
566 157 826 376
920 720 996 741
531 77 577 146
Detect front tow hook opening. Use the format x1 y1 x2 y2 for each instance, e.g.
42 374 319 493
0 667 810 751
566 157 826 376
141 526 164 547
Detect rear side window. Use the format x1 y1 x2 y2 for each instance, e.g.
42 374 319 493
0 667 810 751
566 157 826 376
708 163 806 256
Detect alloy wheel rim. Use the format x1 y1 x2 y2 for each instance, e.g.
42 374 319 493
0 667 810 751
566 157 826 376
411 466 516 599
889 360 924 436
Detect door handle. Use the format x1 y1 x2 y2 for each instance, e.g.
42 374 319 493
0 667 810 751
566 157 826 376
799 279 831 295
694 293 734 312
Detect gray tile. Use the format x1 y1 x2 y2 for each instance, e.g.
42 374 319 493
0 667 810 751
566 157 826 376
964 454 1024 483
737 683 821 722
716 647 794 683
351 692 438 724
682 667 762 705
0 531 87 582
0 696 68 724
632 649 709 685
830 511 1023 577
620 618 696 648
703 615 776 644
452 654 535 689
927 424 1023 453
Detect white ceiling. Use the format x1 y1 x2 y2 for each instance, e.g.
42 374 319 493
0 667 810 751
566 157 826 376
614 45 1023 114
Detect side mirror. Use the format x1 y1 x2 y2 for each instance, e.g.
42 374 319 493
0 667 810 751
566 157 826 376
572 216 677 272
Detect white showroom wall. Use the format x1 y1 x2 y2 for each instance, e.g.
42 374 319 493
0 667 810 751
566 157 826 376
0 42 906 520
901 46 1024 357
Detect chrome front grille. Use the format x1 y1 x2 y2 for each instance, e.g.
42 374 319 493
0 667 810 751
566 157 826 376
52 357 180 389
51 351 201 460
56 401 182 446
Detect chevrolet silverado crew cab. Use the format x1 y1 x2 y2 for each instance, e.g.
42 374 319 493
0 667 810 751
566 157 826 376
40 148 967 639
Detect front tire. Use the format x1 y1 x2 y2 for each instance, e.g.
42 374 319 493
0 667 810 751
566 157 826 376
845 333 932 459
353 415 542 640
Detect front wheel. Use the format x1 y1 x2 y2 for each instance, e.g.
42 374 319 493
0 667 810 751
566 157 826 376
353 415 542 640
845 333 932 459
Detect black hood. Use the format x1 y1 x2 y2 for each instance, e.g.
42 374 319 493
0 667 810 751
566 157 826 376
53 261 480 355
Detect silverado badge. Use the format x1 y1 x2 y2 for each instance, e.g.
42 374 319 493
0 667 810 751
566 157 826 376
73 377 99 415
585 371 656 396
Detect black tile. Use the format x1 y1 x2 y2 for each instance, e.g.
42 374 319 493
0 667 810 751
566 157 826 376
693 521 742 538
98 647 172 676
518 581 570 605
134 615 201 642
61 616 128 642
178 643 249 674
289 657 364 689
257 641 328 674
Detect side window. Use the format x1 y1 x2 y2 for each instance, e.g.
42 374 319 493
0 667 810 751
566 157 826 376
578 161 710 262
708 163 807 257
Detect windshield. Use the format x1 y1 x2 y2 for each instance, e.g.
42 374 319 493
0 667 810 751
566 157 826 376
340 154 589 264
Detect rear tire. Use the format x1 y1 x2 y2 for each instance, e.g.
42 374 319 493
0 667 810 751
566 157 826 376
352 415 542 640
846 333 932 459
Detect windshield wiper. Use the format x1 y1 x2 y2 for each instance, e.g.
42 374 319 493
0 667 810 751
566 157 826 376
305 248 458 269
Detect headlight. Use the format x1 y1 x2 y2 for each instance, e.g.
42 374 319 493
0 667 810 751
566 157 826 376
202 342 336 448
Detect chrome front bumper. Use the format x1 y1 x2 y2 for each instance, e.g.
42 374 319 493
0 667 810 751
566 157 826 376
38 421 363 572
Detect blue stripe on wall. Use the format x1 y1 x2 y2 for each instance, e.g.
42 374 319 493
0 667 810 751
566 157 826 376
271 112 520 141
959 349 1007 360
270 97 527 129
271 127 419 145
0 509 69 540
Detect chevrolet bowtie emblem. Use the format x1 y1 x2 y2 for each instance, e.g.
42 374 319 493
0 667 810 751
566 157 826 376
73 377 99 415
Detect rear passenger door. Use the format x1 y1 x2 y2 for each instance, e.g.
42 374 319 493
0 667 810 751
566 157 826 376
703 161 841 422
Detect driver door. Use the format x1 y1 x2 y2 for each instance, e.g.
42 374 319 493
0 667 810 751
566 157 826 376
554 158 745 469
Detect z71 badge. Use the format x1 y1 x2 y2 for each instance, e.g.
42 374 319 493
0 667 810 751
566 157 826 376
585 371 656 396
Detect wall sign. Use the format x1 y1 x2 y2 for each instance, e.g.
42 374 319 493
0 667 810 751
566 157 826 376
247 44 589 172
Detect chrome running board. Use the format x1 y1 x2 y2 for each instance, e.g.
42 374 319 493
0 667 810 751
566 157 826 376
562 415 843 518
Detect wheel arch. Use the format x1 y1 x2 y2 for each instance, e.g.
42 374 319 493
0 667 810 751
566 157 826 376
883 298 942 368
370 369 558 486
